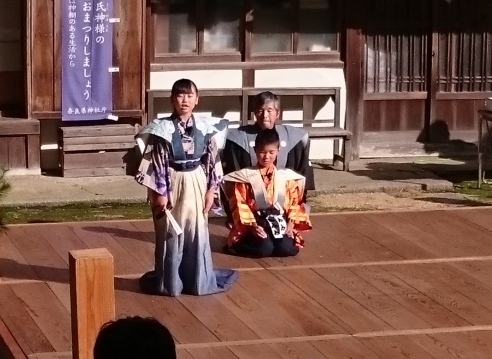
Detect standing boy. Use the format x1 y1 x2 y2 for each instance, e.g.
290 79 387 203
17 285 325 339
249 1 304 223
134 78 237 296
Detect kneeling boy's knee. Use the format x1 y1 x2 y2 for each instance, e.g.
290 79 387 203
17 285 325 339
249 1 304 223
274 239 299 257
258 240 275 257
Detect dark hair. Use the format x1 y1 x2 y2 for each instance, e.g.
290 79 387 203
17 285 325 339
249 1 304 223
93 316 176 359
253 91 280 111
255 128 280 149
171 78 198 96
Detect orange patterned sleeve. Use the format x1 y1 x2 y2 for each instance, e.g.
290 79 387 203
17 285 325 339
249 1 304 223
227 182 257 245
231 182 257 226
285 180 312 232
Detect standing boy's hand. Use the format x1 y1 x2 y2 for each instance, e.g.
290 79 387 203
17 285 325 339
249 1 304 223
203 189 215 214
153 193 168 215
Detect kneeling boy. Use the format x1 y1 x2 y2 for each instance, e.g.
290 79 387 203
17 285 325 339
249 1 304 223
223 128 311 258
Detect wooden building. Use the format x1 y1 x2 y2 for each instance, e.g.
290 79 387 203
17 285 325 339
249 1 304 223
0 0 491 175
0 0 145 175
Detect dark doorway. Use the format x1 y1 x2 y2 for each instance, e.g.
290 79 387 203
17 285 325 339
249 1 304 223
0 0 26 117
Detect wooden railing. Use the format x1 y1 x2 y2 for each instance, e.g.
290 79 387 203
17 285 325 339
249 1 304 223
147 87 340 127
147 87 352 170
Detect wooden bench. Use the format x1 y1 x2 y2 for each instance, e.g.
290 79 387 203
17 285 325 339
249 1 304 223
59 124 136 177
147 87 352 171
309 127 352 171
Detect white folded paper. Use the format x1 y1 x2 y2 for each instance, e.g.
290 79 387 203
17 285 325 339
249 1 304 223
164 209 183 235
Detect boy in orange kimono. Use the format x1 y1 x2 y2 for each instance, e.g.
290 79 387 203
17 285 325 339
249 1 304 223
223 128 311 258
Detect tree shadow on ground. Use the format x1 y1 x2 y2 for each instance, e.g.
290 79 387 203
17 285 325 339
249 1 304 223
0 260 140 296
416 120 479 160
81 216 228 252
412 196 492 207
82 225 154 243
0 257 143 294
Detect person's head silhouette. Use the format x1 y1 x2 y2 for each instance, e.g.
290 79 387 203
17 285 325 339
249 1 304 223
93 316 176 359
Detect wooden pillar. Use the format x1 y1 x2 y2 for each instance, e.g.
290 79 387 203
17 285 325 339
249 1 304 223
426 0 439 142
343 0 365 159
69 248 115 359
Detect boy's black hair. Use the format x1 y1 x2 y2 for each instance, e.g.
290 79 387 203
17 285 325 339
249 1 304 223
253 91 280 111
93 316 176 359
171 78 198 96
255 128 280 149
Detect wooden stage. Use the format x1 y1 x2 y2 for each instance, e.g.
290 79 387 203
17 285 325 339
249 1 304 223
2 208 492 358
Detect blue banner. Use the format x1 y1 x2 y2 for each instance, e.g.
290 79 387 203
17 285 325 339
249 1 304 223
62 0 114 121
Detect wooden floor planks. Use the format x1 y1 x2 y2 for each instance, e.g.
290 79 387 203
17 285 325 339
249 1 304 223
177 294 261 342
10 282 71 352
236 270 347 336
336 213 437 260
215 280 306 339
311 338 383 358
1 208 492 358
0 285 54 355
274 268 395 333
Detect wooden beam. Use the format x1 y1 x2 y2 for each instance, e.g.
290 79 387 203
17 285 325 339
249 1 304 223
0 119 40 135
426 0 439 143
59 124 135 137
63 167 127 178
343 0 365 159
63 142 135 152
243 88 338 96
69 248 115 359
148 88 337 99
239 69 255 125
150 60 345 72
149 89 243 98
436 92 492 100
142 0 150 126
241 92 249 125
31 110 144 120
25 0 32 119
27 134 41 169
63 135 135 146
302 95 314 127
62 151 129 169
30 0 54 112
364 92 428 101
53 0 62 111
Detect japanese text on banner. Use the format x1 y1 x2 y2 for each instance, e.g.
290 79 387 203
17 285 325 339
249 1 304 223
62 0 114 121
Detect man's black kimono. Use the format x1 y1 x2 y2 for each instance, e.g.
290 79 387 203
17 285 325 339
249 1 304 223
221 124 315 220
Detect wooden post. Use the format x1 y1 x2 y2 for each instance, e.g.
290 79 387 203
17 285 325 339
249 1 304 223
69 248 115 359
344 0 365 160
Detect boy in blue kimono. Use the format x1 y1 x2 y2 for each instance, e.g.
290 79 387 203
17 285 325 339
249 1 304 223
134 79 237 296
